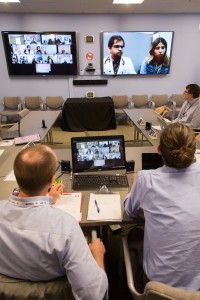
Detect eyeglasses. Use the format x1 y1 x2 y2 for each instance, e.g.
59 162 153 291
183 90 190 94
112 45 124 49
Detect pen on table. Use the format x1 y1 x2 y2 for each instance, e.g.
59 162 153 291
94 199 100 213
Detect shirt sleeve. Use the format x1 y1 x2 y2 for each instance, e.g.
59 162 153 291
63 222 108 300
187 104 200 128
124 173 143 217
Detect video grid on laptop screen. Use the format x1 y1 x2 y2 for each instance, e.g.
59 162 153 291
71 135 126 173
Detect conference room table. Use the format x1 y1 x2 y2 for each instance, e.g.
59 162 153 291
124 108 162 147
0 146 156 226
61 97 116 132
9 110 60 143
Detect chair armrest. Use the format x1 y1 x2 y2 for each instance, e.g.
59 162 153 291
40 103 45 111
150 101 155 109
168 100 176 120
122 237 145 300
18 103 23 111
128 101 133 109
1 123 16 127
171 100 176 109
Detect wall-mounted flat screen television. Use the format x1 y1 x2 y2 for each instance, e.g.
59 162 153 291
101 31 174 76
2 31 78 76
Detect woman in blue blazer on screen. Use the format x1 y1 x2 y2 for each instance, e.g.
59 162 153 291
140 37 170 74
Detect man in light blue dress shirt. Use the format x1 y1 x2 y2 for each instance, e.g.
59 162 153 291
173 83 200 128
124 123 200 291
0 145 108 300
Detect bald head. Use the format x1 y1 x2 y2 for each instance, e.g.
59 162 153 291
14 145 58 195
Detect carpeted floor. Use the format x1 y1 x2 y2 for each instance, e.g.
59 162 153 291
50 119 150 149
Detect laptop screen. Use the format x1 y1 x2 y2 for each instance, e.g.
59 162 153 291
142 153 164 170
71 135 126 173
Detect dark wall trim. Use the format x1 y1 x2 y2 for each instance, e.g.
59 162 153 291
73 79 108 85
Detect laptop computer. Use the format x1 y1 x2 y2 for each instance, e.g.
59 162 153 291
71 135 129 190
142 153 164 170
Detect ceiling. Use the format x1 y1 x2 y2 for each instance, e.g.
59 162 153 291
0 0 200 14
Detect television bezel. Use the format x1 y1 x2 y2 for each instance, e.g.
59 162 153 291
1 30 79 76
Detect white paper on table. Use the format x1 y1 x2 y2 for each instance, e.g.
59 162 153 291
0 140 14 147
54 193 82 222
4 170 16 181
195 150 200 163
0 149 4 156
87 193 122 221
152 125 161 131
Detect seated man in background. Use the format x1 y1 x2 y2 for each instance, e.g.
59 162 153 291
173 83 200 128
0 145 108 300
155 84 200 126
124 123 200 291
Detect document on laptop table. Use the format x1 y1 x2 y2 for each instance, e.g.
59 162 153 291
152 125 161 131
87 193 122 221
4 170 16 181
0 140 14 147
195 150 200 163
14 134 41 145
54 192 82 222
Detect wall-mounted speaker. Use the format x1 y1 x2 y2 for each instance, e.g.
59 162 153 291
85 35 94 43
125 160 135 173
73 80 108 86
86 91 95 98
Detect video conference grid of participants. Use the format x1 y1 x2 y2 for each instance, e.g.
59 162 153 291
76 140 122 167
10 33 73 66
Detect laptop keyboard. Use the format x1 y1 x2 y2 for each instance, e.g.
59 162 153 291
72 174 129 190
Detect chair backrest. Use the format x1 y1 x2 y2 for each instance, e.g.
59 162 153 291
3 97 22 110
18 108 30 119
132 95 149 108
171 94 185 107
45 96 64 110
151 94 169 108
112 95 129 108
122 237 200 300
24 96 44 110
0 274 75 300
